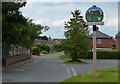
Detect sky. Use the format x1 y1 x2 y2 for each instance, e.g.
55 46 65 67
20 1 119 39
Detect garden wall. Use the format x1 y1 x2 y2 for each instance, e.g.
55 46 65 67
3 54 32 66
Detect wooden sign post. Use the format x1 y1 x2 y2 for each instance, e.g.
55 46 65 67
93 25 97 78
85 5 104 78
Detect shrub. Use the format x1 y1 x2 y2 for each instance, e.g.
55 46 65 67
41 50 48 54
36 43 50 52
81 51 120 59
53 43 63 52
31 47 40 52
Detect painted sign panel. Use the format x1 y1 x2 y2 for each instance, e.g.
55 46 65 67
86 22 104 25
85 5 104 22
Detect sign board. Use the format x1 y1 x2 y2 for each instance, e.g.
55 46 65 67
86 22 104 25
85 5 104 24
85 5 104 78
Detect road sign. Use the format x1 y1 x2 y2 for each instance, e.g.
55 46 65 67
86 22 104 25
85 5 104 24
85 5 104 78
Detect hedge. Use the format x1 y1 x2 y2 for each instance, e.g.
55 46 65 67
81 51 120 59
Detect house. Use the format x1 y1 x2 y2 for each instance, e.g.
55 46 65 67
34 39 64 46
52 39 64 44
34 39 51 46
115 31 120 50
88 29 116 50
34 30 117 51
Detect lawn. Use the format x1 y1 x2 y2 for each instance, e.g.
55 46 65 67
59 55 71 60
61 66 119 82
59 55 88 64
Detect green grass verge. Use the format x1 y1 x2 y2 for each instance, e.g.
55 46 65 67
61 66 119 82
60 55 87 64
59 55 71 59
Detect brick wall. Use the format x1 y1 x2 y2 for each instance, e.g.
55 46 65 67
116 37 120 50
88 38 116 50
3 54 32 66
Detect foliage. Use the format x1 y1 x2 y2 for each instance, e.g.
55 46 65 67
2 2 49 58
2 2 27 45
37 36 48 40
2 2 27 58
31 47 40 52
62 66 118 82
36 43 50 52
62 9 89 61
83 51 120 59
59 55 71 59
60 51 120 59
21 20 49 48
53 43 63 51
40 50 48 54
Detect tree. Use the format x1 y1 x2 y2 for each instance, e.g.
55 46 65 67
2 2 50 59
20 20 49 49
36 43 50 52
2 2 27 58
37 36 49 40
63 9 89 62
53 43 62 52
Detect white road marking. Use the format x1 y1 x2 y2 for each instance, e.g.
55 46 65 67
60 60 63 63
60 60 72 78
66 68 71 78
71 67 77 76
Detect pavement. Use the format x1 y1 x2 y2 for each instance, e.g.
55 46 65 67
2 55 45 71
2 53 119 82
3 53 67 82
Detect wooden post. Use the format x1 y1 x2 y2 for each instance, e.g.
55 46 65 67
93 25 97 78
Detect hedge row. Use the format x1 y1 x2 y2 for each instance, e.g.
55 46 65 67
81 51 120 59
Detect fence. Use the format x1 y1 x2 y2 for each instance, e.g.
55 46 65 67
9 45 30 56
2 45 32 66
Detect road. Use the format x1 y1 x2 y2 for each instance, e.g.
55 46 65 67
3 53 118 82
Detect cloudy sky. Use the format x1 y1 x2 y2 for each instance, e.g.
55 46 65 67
20 1 119 39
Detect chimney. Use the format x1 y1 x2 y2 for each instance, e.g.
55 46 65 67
96 26 99 31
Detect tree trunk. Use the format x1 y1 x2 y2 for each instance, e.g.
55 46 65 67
71 52 79 62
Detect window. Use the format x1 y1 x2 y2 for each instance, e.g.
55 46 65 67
97 39 102 44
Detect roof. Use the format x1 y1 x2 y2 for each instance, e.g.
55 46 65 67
89 31 111 39
35 39 49 44
115 31 120 38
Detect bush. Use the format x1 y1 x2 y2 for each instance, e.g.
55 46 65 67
82 51 120 59
36 43 50 52
53 44 63 52
31 47 40 52
41 50 48 54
